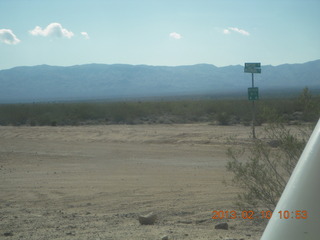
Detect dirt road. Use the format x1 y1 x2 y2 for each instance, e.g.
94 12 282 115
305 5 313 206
0 124 267 239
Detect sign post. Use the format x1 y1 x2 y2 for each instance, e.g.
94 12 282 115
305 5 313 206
244 63 261 139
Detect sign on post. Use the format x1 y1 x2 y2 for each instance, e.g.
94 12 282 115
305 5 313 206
244 62 261 139
244 63 261 73
248 87 259 101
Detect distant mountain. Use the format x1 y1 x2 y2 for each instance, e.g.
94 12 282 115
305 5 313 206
0 60 319 103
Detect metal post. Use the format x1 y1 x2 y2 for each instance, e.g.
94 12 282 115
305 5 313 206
245 62 260 139
251 73 256 139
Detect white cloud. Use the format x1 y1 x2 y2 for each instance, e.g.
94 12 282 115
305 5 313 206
81 32 89 39
169 32 182 39
229 27 250 36
29 23 74 39
0 29 20 45
223 29 230 35
223 27 250 36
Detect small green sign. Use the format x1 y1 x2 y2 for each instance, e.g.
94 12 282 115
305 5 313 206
244 62 261 73
248 87 259 101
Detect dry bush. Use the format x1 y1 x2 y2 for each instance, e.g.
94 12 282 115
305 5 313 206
226 123 312 211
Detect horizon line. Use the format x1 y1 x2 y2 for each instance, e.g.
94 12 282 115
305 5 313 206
1 59 319 71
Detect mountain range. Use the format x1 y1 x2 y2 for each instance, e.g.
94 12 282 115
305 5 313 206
0 60 319 103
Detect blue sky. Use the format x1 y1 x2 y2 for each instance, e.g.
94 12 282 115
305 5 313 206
0 0 319 70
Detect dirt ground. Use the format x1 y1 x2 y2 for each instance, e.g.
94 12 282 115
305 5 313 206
0 123 268 240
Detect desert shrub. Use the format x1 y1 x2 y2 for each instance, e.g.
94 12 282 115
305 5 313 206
216 112 230 125
296 87 319 122
0 88 318 126
226 123 311 211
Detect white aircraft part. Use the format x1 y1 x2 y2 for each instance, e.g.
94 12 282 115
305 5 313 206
260 118 320 240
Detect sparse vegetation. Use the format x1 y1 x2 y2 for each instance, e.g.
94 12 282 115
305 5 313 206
225 88 318 211
0 88 319 126
226 123 311 211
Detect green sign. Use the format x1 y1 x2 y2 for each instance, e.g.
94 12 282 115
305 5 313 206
248 87 259 101
244 63 261 73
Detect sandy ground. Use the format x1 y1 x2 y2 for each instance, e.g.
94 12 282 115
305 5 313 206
0 123 268 240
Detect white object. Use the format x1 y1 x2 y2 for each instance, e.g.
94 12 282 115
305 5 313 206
261 118 320 240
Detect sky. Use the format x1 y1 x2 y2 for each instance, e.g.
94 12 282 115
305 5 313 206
0 0 320 70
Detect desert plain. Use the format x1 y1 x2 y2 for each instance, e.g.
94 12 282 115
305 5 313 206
0 123 269 239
